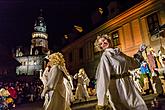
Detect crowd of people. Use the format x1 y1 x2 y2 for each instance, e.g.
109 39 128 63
0 79 43 110
129 44 165 97
0 72 96 110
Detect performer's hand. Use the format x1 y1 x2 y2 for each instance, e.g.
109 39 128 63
41 86 48 99
41 91 45 99
39 69 43 77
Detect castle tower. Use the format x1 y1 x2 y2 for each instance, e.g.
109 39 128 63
31 9 48 55
15 9 50 76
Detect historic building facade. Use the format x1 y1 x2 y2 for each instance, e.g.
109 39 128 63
0 44 20 77
15 11 49 75
62 0 165 78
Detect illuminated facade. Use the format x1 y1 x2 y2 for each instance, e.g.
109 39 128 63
62 0 165 78
15 10 49 75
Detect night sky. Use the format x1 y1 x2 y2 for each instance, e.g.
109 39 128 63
0 0 105 51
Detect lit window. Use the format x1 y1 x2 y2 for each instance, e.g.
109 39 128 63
111 31 120 47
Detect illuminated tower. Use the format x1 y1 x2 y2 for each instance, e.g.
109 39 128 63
15 9 50 76
31 9 48 55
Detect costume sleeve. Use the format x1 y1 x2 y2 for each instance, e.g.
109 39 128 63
121 52 139 70
46 65 60 90
68 75 74 90
40 67 48 87
84 74 90 86
96 54 112 106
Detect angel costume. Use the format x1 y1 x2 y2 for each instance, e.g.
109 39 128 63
96 48 148 110
42 65 67 110
74 69 90 101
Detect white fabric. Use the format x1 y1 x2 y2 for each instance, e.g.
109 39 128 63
41 65 68 110
64 77 74 110
96 48 148 110
40 67 53 109
40 68 49 88
74 73 90 100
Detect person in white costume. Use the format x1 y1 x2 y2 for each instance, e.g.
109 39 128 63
40 62 53 109
41 52 72 110
74 68 90 101
63 75 75 110
94 34 148 110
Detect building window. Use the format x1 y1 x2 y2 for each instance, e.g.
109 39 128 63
29 60 33 65
111 31 120 47
147 13 160 36
79 48 83 60
69 52 73 62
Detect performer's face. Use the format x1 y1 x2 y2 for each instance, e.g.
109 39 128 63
98 37 110 50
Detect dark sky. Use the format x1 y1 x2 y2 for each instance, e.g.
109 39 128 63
0 0 104 51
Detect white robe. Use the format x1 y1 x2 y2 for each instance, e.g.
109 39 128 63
40 67 53 109
96 48 148 110
44 65 67 110
74 73 90 100
63 77 74 110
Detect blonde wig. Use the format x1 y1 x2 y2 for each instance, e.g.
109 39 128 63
49 52 65 66
94 34 113 52
78 68 86 75
49 52 69 76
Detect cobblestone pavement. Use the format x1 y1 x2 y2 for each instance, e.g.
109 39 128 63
13 94 165 110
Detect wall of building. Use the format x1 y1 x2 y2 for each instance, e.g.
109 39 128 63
62 0 165 78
